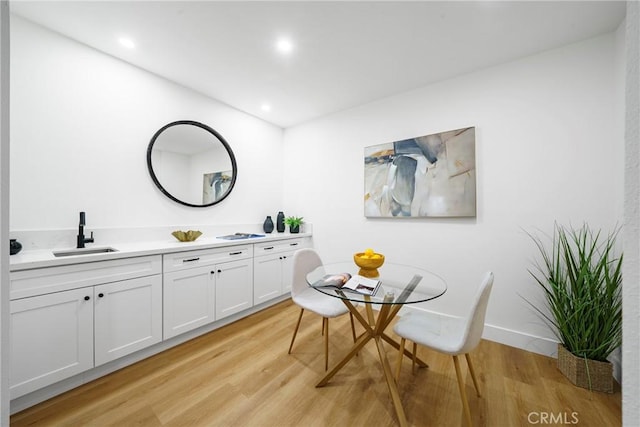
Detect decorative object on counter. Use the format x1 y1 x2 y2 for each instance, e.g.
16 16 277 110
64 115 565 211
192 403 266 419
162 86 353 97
284 216 304 233
10 239 23 255
525 223 622 393
217 233 265 240
353 248 385 278
364 126 476 218
171 230 203 242
276 211 285 232
263 216 274 233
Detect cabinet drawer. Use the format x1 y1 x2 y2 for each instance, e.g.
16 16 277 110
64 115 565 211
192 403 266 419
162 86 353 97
163 244 253 273
10 255 162 300
254 238 308 257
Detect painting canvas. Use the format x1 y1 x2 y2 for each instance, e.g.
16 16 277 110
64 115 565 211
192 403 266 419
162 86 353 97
364 127 476 217
203 170 232 204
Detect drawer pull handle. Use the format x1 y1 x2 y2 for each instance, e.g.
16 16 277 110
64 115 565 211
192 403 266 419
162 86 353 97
84 296 90 301
264 246 274 250
98 293 104 298
183 257 200 263
229 251 242 255
290 243 299 246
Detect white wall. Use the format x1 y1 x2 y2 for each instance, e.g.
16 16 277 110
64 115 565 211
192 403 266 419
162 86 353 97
1 2 10 424
623 1 640 424
283 33 624 355
9 16 284 232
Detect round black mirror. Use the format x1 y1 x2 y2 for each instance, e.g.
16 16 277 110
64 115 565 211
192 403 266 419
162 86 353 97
147 120 237 207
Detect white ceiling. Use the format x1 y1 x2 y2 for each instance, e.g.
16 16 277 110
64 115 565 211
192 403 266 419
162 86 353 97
10 1 626 128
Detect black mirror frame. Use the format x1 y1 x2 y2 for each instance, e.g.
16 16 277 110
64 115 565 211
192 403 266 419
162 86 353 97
146 120 238 208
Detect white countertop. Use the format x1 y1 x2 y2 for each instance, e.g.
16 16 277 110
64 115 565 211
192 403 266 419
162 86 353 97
10 232 312 271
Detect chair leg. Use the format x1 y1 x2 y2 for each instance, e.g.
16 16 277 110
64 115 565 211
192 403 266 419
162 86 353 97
453 355 473 427
465 353 481 397
395 337 406 380
322 317 326 336
412 342 417 374
288 308 305 354
324 317 329 371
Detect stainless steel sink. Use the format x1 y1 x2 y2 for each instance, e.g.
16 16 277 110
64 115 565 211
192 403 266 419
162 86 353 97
53 247 119 257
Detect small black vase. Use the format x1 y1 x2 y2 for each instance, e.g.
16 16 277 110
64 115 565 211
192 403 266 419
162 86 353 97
276 211 285 233
263 216 274 233
10 239 22 255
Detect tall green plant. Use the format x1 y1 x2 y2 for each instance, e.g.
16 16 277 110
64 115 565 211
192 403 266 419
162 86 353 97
526 224 622 362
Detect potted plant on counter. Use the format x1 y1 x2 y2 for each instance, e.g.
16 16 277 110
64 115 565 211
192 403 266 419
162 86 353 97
526 223 622 393
284 216 304 233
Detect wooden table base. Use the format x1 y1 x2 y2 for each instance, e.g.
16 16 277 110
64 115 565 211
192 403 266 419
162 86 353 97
316 295 428 427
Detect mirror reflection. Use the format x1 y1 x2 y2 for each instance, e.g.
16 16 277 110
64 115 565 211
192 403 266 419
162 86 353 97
147 121 237 207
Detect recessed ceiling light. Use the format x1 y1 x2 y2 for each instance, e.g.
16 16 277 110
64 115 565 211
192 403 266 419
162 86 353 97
276 38 293 54
118 37 135 49
261 104 272 112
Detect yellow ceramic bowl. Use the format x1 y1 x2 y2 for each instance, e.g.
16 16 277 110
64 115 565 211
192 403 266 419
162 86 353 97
172 230 203 242
353 252 385 278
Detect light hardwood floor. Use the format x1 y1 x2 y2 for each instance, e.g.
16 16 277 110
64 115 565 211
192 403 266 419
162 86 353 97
11 300 621 426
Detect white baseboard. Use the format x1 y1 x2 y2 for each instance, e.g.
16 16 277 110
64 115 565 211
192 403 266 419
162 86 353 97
396 306 622 384
482 323 558 357
397 305 558 357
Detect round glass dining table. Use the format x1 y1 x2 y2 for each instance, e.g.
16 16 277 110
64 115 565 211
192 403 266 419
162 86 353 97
306 262 447 427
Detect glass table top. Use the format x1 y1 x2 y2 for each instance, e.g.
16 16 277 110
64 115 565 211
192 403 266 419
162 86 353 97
306 261 447 305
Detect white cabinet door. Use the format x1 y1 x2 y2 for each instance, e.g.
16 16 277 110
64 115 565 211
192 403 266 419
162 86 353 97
253 254 283 305
254 249 298 303
94 275 163 366
215 258 253 320
10 288 94 398
163 265 215 339
280 251 295 295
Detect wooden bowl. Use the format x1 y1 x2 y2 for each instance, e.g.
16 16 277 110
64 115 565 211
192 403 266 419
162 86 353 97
353 252 385 278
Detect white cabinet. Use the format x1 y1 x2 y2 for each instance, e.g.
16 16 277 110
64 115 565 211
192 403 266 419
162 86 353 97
253 238 309 305
9 255 162 399
215 258 253 320
163 245 253 339
9 235 312 404
253 255 283 304
163 265 215 339
10 287 93 398
94 275 162 366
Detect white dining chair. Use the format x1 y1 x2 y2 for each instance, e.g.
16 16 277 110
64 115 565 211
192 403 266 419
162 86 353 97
393 271 494 427
288 248 357 370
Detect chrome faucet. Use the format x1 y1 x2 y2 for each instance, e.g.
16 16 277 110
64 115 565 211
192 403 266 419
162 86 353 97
77 211 94 248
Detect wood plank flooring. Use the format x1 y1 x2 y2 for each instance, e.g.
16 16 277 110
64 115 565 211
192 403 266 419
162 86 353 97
11 300 621 426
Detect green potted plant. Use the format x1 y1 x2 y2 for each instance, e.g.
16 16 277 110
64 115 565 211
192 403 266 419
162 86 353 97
526 223 622 393
284 216 304 233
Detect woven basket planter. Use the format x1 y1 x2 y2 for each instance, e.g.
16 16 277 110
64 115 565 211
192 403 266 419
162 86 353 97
557 344 613 393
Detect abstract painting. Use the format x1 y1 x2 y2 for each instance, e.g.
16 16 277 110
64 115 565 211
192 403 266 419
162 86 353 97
364 127 476 217
203 170 232 204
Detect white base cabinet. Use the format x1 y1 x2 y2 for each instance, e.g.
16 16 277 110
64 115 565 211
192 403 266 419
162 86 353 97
163 265 215 339
10 287 94 398
9 255 162 399
163 244 253 339
253 238 307 305
9 235 312 406
215 258 253 320
94 275 162 366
